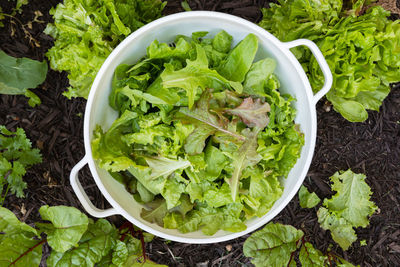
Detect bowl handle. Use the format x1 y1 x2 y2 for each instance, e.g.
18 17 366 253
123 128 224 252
70 156 119 218
283 39 333 105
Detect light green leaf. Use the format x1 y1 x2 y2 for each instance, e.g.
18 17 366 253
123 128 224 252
299 185 321 209
243 58 276 96
39 205 89 253
218 33 258 82
317 207 357 251
243 222 304 267
323 170 377 228
161 45 242 108
0 50 47 98
0 207 37 237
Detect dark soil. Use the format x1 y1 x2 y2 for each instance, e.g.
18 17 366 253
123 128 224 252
0 0 399 266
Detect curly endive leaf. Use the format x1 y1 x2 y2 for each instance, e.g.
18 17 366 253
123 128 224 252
243 222 303 267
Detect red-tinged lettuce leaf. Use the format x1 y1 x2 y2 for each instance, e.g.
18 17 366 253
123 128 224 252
227 128 262 201
226 97 270 129
243 222 304 267
177 89 244 155
38 205 89 253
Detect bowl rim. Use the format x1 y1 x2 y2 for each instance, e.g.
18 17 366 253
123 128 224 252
83 11 317 243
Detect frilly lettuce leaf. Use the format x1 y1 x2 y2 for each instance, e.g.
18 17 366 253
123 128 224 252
317 169 377 250
45 0 166 99
259 0 400 122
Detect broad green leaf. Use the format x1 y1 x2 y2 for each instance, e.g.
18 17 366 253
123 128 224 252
39 205 89 253
0 207 37 237
47 219 117 267
299 185 321 209
218 34 258 82
0 233 43 267
243 222 304 267
0 50 47 99
299 242 328 267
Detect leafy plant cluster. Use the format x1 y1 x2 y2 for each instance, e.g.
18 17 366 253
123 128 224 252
92 30 304 234
259 0 400 122
0 125 42 206
0 205 166 267
44 0 166 99
244 169 377 266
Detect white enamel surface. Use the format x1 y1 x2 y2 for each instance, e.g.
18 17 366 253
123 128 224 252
73 11 331 243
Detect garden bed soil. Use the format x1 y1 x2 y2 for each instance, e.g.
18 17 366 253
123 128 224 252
0 0 399 266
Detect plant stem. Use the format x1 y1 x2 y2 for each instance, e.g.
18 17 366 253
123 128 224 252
8 239 46 266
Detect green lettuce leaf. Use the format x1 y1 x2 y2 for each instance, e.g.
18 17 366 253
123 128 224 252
259 1 400 121
218 33 258 82
299 185 321 209
45 0 166 99
243 58 277 96
317 169 377 250
243 222 304 267
0 50 47 106
39 205 89 253
161 45 242 108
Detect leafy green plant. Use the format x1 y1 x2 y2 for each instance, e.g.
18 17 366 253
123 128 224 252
92 30 304 235
299 185 321 209
45 0 166 99
0 205 166 267
0 50 47 107
243 222 357 266
0 125 42 205
259 0 400 122
317 169 377 250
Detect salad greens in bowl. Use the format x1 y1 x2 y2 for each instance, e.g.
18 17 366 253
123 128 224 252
91 30 304 235
69 11 332 243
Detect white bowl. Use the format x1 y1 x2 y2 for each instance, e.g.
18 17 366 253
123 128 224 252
70 11 332 244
